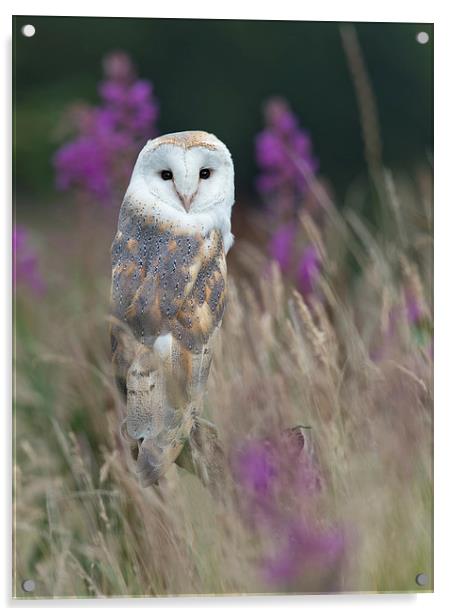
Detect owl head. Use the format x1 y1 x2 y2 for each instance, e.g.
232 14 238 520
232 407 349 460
127 131 234 245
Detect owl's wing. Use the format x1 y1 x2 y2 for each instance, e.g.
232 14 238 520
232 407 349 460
111 224 201 340
110 207 205 389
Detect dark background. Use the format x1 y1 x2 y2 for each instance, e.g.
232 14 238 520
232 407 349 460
13 16 433 204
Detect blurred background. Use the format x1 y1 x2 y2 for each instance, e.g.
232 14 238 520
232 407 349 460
14 17 432 205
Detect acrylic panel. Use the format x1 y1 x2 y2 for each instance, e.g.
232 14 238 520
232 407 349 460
13 15 433 598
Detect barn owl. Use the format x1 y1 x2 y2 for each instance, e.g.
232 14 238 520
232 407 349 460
110 131 234 487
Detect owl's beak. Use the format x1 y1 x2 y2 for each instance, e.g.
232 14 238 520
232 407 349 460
178 191 195 213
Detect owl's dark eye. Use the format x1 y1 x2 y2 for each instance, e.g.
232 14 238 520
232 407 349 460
161 170 173 181
199 168 211 180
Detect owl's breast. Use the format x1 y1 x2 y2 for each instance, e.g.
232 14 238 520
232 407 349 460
112 211 226 351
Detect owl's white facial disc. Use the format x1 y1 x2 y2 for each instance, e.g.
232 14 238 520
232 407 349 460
127 131 235 249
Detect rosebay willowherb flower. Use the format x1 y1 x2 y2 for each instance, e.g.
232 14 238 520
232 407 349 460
231 433 343 587
54 52 159 204
262 519 344 586
256 98 322 299
268 224 297 274
255 97 318 206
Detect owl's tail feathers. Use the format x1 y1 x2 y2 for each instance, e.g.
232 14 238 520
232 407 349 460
175 417 226 495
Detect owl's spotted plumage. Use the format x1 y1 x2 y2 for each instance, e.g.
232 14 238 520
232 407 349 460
110 131 234 486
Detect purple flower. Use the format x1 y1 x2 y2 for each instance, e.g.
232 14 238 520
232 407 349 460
265 98 298 134
233 441 278 496
13 225 46 295
54 51 159 205
262 520 344 584
231 434 344 587
256 97 323 298
99 81 127 105
256 131 287 168
269 225 296 272
255 97 318 202
269 231 322 299
54 136 110 199
297 244 321 298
